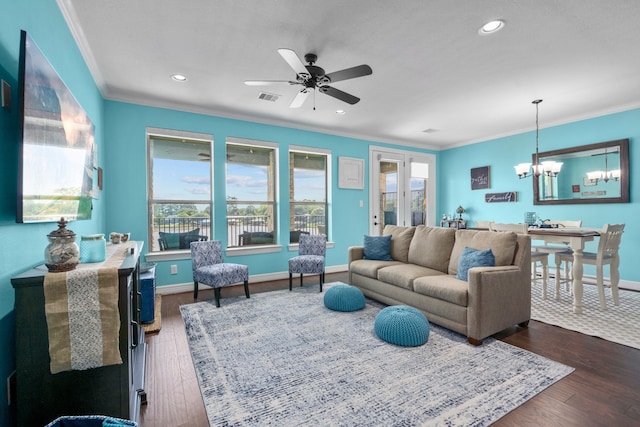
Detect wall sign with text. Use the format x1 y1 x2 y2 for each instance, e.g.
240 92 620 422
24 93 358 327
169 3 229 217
485 192 517 203
471 166 490 190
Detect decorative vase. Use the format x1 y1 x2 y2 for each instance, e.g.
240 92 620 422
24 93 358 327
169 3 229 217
44 217 80 272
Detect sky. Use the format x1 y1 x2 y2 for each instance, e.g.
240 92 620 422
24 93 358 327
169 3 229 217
153 158 326 204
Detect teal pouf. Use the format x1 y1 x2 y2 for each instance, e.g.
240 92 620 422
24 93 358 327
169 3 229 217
374 305 430 346
323 284 366 312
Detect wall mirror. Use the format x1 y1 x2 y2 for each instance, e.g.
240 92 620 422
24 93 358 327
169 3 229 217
533 138 629 205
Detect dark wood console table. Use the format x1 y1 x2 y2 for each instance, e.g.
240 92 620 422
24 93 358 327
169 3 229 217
11 242 146 426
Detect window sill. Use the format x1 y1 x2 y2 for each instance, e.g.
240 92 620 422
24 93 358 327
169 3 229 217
145 241 334 261
146 250 192 262
226 245 282 256
287 241 335 251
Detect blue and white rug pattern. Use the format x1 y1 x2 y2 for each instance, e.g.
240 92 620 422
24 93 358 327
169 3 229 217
181 283 574 426
531 280 640 349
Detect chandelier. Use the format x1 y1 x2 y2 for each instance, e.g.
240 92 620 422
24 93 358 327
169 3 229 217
514 99 563 179
586 149 621 184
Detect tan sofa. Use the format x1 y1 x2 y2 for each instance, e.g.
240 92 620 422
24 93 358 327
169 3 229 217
348 225 532 345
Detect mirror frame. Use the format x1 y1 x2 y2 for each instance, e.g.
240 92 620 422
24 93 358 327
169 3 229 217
533 138 629 205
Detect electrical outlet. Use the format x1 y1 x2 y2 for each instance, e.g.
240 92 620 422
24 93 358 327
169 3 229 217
170 264 178 275
7 371 16 406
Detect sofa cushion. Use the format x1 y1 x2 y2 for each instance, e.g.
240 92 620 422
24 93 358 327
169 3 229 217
413 275 469 306
383 225 416 263
456 246 495 281
408 225 456 273
448 229 517 276
377 264 445 291
363 235 393 261
349 259 403 279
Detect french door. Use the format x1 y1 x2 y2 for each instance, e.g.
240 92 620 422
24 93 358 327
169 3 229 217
369 147 436 235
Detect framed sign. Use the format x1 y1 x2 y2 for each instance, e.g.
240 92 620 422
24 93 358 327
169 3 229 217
338 157 364 189
471 166 490 190
485 192 517 203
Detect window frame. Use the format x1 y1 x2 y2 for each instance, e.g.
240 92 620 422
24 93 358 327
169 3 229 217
145 128 213 259
225 137 280 253
288 145 331 248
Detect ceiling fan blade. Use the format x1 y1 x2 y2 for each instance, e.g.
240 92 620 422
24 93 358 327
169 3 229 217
277 48 310 78
289 89 310 108
325 65 372 84
319 86 360 105
244 80 298 86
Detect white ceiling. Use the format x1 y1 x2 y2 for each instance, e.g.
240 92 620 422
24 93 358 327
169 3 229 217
58 0 640 150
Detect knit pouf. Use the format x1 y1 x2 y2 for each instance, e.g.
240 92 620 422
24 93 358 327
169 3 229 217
374 305 430 346
323 284 366 312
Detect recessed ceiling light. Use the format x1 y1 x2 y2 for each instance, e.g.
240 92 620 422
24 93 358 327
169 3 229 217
336 110 346 115
171 74 188 82
479 19 505 35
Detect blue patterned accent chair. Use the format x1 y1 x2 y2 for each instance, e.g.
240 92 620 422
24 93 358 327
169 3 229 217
190 241 250 307
288 234 326 292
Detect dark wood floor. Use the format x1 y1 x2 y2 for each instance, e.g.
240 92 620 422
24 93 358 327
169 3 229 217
140 272 640 427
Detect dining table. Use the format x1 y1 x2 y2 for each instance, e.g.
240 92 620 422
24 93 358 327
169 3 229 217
527 227 601 314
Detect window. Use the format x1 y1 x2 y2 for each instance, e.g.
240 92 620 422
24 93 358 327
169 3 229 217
226 138 278 247
147 130 212 252
289 147 329 243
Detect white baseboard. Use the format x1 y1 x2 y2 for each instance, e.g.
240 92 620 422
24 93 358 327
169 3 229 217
155 264 348 296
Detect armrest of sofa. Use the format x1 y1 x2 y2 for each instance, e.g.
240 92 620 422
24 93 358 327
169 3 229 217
348 246 364 264
465 234 532 344
348 246 364 284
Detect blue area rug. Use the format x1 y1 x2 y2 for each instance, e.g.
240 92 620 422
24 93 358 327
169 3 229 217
181 283 574 426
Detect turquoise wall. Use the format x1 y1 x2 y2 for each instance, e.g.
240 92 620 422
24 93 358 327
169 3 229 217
440 108 639 281
2 2 639 426
0 0 107 424
103 101 436 286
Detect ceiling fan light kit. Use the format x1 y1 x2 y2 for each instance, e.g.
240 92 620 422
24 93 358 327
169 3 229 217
245 48 372 108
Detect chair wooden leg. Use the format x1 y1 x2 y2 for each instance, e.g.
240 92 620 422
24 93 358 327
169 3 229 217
289 272 293 291
535 260 547 300
541 258 548 298
214 287 221 308
244 280 250 299
194 281 199 299
319 274 322 292
299 273 303 287
611 258 620 306
596 266 607 310
554 261 561 300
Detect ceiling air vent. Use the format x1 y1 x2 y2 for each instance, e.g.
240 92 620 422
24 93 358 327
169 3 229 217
258 92 280 102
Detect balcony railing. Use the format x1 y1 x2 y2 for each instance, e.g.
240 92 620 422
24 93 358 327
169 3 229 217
153 214 325 250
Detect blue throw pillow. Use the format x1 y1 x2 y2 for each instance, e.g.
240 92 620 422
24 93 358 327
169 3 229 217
456 246 495 281
363 235 393 261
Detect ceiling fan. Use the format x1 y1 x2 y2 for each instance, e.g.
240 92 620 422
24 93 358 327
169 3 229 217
245 48 372 108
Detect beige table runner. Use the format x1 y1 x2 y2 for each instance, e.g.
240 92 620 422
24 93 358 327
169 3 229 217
43 242 135 374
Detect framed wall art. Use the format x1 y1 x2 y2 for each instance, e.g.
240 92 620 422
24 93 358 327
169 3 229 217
338 156 364 189
471 166 490 190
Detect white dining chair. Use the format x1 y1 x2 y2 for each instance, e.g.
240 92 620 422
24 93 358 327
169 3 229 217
554 223 625 310
489 223 550 299
475 220 493 229
531 219 582 293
